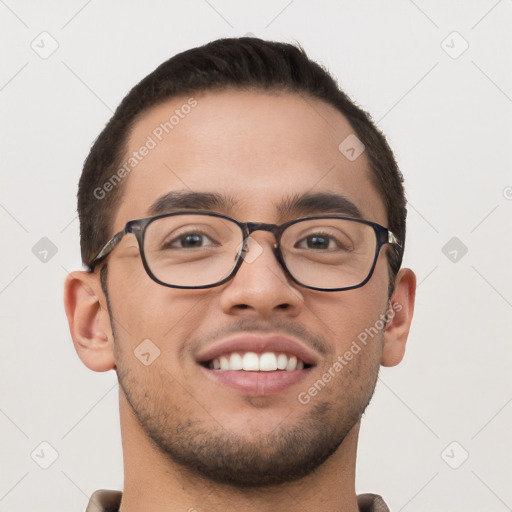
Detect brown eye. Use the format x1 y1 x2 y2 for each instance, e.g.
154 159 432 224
162 231 217 250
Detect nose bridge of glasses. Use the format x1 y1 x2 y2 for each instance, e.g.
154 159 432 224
244 222 280 248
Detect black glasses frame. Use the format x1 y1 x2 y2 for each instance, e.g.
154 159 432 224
87 210 402 292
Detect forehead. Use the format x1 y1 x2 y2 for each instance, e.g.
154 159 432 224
114 90 386 229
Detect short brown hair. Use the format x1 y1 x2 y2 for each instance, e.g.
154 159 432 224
78 37 406 291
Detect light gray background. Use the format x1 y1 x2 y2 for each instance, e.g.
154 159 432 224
1 1 511 511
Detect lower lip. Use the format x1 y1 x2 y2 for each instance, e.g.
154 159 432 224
199 366 311 396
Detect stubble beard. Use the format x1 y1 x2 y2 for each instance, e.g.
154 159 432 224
115 346 379 488
104 273 380 488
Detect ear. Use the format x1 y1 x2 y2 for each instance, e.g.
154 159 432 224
381 268 416 367
64 270 115 372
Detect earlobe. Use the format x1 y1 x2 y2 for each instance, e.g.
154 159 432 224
381 268 416 367
64 270 116 372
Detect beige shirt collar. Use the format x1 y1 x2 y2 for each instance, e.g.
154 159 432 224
85 489 390 512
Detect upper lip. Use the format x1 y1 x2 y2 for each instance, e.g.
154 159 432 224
196 334 320 366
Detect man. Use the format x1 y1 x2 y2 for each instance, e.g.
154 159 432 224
64 37 416 512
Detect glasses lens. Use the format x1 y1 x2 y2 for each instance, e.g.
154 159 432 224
144 214 243 287
280 218 377 289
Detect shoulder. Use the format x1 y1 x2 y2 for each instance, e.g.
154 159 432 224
357 493 390 512
85 489 122 512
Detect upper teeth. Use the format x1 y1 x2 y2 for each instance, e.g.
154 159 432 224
210 352 305 371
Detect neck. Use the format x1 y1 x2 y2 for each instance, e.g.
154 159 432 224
118 392 361 512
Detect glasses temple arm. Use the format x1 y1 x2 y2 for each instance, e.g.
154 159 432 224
86 231 125 272
387 230 402 248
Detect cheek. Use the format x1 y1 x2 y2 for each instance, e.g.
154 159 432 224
304 282 388 360
108 266 208 351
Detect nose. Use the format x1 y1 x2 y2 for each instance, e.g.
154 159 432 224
219 233 304 318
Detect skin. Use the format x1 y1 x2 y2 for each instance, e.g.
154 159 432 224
64 90 416 512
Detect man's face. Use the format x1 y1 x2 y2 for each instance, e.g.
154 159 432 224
105 90 392 486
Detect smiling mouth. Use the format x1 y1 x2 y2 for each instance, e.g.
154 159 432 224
202 351 313 372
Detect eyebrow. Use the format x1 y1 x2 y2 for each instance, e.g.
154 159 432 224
148 191 239 215
148 190 362 219
276 191 362 219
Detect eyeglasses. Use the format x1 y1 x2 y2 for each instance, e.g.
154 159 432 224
87 211 401 292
